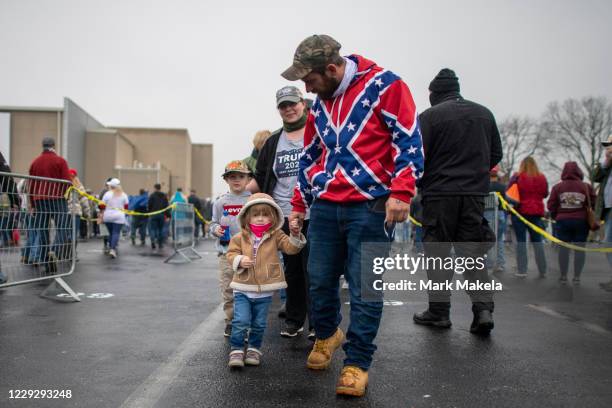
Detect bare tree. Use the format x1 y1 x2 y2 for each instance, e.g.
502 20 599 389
540 96 612 183
498 116 540 177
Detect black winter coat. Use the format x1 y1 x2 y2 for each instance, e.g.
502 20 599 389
254 128 283 196
418 92 502 196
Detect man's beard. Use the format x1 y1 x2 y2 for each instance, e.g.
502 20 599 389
317 75 341 100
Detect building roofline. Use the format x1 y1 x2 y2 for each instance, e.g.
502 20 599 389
64 97 105 127
86 128 137 149
0 105 63 113
109 126 190 132
110 126 192 144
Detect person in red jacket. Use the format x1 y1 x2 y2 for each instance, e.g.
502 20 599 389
29 137 72 269
508 156 548 278
547 162 596 284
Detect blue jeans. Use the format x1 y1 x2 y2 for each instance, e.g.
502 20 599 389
414 225 423 253
555 218 589 278
149 214 165 247
131 216 148 242
105 222 123 250
307 198 391 371
20 213 41 263
34 199 71 261
230 292 272 350
512 214 547 275
483 210 507 269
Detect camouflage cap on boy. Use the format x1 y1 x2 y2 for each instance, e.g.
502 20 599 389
281 34 342 81
221 160 252 178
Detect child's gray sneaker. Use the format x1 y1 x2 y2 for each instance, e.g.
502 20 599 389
228 350 244 368
244 348 262 366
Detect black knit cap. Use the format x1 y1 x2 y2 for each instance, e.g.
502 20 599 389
429 68 460 93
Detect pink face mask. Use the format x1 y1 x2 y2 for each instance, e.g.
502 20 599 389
249 223 273 238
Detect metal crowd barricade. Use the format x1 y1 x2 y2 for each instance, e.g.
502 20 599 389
483 192 499 266
164 202 202 264
0 171 80 301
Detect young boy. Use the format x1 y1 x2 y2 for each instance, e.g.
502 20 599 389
209 160 252 337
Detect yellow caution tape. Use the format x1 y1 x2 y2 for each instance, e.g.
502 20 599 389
65 186 176 217
408 215 422 227
495 192 612 253
194 207 211 225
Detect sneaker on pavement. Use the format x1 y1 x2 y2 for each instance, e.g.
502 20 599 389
280 323 304 338
224 324 232 338
307 330 315 341
228 350 244 368
109 249 117 259
336 365 368 397
493 266 505 274
514 272 528 278
559 277 568 285
413 310 452 328
307 328 344 370
244 348 262 366
572 277 581 285
470 310 494 335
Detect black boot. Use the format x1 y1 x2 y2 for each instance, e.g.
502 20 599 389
413 309 452 328
470 310 494 335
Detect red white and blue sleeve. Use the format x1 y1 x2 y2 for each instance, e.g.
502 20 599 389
290 113 324 213
379 80 424 204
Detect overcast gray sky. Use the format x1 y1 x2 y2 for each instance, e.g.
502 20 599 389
1 0 611 196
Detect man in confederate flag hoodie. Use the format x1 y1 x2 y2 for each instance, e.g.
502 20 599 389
283 34 424 397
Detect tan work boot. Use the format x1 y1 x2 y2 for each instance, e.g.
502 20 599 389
336 365 368 397
306 328 344 370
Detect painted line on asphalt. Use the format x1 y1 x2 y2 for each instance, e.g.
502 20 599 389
527 304 612 338
119 303 224 408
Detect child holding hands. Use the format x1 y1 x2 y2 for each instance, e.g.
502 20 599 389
225 193 305 368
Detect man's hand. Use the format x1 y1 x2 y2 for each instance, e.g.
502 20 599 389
289 211 305 230
289 219 301 237
240 256 254 268
385 197 410 225
213 226 224 237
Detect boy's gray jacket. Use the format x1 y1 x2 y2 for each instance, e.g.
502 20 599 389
210 191 251 253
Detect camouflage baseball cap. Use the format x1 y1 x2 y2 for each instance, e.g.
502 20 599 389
222 160 251 178
281 34 342 81
276 86 303 107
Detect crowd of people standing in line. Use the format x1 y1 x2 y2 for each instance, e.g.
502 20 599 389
205 34 612 398
0 136 215 277
2 33 612 399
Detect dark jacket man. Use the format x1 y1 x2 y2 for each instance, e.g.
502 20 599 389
0 152 19 208
414 68 502 335
148 189 169 214
419 75 502 196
